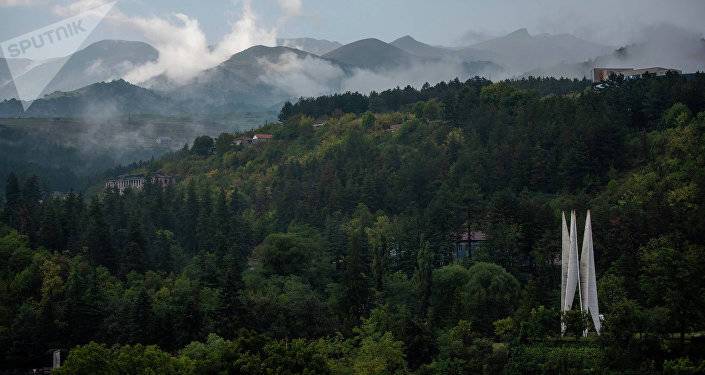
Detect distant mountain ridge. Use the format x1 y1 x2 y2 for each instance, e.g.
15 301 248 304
0 40 158 101
169 45 350 112
0 79 175 118
323 38 419 71
464 28 612 73
277 38 342 56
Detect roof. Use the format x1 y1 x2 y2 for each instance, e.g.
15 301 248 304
253 134 273 139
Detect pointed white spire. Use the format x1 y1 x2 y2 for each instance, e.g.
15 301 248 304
564 210 581 312
560 211 570 334
580 210 601 334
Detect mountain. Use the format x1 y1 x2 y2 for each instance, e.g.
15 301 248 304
277 37 342 56
0 79 175 118
323 38 417 71
0 40 158 100
390 35 451 59
462 28 611 74
167 45 349 112
390 35 505 79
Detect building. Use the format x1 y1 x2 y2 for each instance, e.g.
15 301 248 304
252 133 273 143
386 124 403 133
105 173 175 193
453 230 487 260
233 137 252 146
593 67 681 82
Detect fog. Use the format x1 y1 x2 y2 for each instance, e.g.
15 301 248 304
1 0 704 185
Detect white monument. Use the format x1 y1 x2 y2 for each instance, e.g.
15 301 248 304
560 210 600 335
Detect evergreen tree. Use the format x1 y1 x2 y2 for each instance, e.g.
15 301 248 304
341 228 370 332
3 172 21 229
196 188 214 252
181 181 199 252
121 217 146 276
20 175 41 244
85 198 115 271
414 240 433 318
213 188 229 255
217 252 245 338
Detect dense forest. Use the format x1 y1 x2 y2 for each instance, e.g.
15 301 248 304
2 72 705 374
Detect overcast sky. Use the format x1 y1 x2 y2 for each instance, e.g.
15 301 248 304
1 0 704 48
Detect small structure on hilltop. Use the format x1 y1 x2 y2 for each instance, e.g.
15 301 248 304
560 210 601 336
593 67 680 82
453 229 487 260
105 173 176 193
233 137 252 146
385 124 403 133
252 133 273 143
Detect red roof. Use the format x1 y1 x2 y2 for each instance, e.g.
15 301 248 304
253 134 273 139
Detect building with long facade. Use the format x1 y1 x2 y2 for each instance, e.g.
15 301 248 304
593 67 681 82
105 173 175 193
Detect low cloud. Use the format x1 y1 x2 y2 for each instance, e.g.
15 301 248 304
258 52 344 98
256 52 503 100
123 1 276 85
278 0 302 17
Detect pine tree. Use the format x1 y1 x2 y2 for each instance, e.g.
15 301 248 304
3 172 21 229
85 198 115 271
341 229 370 332
217 252 245 337
120 217 146 276
213 188 229 255
196 188 214 252
181 181 199 252
39 199 64 251
20 175 42 244
414 240 433 318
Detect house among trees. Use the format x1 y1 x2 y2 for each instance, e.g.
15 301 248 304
105 173 176 193
252 134 273 143
453 230 487 260
593 67 681 82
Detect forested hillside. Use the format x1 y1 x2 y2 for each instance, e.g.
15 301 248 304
2 73 705 374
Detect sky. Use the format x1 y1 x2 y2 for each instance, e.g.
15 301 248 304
1 0 704 49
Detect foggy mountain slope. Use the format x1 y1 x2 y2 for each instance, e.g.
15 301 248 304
464 28 612 73
391 35 505 78
391 35 454 59
524 25 705 79
167 45 350 112
0 79 175 118
45 40 159 95
593 25 705 73
277 38 342 56
0 40 158 101
323 38 420 71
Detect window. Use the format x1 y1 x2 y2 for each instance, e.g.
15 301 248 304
455 243 468 259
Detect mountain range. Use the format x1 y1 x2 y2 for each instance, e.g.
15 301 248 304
1 26 702 118
0 40 158 101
